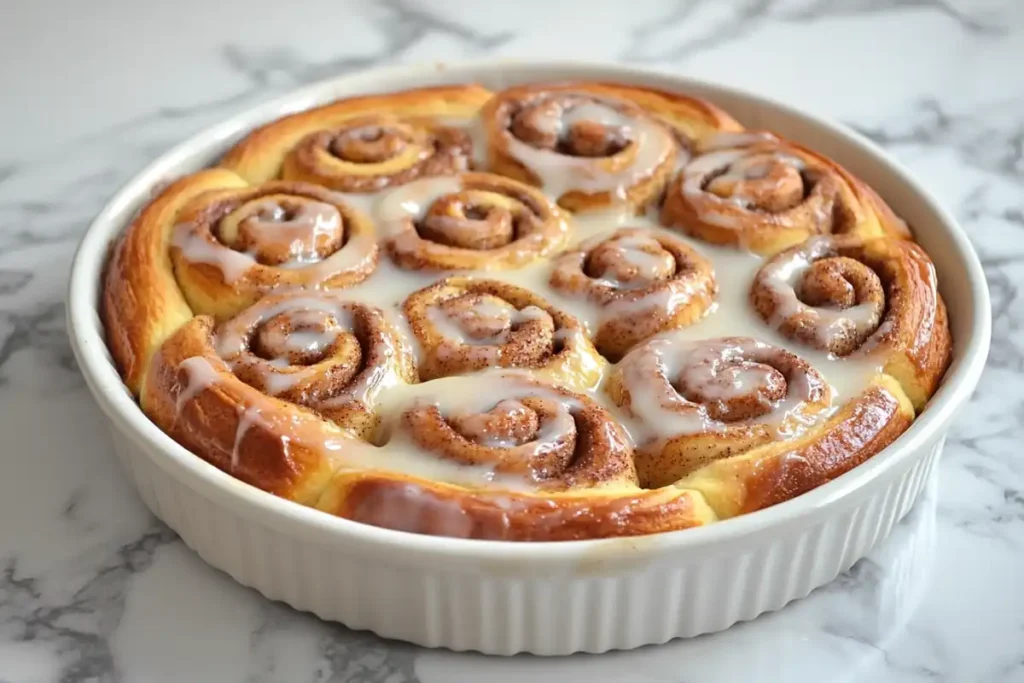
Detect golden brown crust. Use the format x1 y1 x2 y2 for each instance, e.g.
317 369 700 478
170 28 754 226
383 172 569 271
678 376 914 518
660 132 911 255
102 169 247 395
548 227 717 360
868 239 952 408
219 84 494 186
318 474 715 541
140 290 415 502
141 316 343 504
402 277 606 390
803 147 911 241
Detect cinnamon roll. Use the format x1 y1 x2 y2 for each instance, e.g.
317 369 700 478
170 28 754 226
141 291 415 501
403 278 605 390
549 227 716 359
479 82 741 212
316 372 716 541
378 172 569 271
219 84 494 191
168 179 379 319
675 373 914 519
607 335 835 486
661 131 911 255
750 235 952 410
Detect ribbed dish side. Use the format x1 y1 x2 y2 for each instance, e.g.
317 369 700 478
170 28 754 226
108 428 943 656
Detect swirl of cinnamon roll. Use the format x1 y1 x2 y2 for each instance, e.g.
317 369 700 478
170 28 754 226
751 235 952 410
140 291 415 503
163 176 378 319
395 377 634 491
214 292 416 436
402 278 605 390
146 291 415 434
281 115 472 193
606 334 832 487
549 227 717 360
479 83 685 212
218 84 494 191
378 172 569 271
660 131 911 255
314 372 717 541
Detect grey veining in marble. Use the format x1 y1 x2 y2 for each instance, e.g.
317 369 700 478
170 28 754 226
1 1 1022 681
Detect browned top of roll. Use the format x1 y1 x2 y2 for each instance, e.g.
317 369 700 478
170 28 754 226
219 84 494 186
482 81 744 146
402 276 605 389
384 172 569 271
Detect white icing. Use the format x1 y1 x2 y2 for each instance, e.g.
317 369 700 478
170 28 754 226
502 100 674 202
375 176 465 233
237 198 342 266
258 368 308 397
170 198 376 285
422 297 554 369
615 335 825 441
600 275 703 320
174 356 221 420
216 295 354 360
230 405 262 472
427 299 547 347
464 116 491 170
299 223 377 280
268 325 336 357
368 372 587 489
211 293 408 409
584 232 674 289
755 237 883 347
558 102 632 130
170 225 257 283
455 399 532 448
679 143 807 233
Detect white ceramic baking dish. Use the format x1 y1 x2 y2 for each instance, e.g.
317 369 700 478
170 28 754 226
66 60 990 656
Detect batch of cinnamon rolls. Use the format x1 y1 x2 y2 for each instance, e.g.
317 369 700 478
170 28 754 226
102 81 953 541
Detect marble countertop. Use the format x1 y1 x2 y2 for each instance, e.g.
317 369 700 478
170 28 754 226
1 1 1021 681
